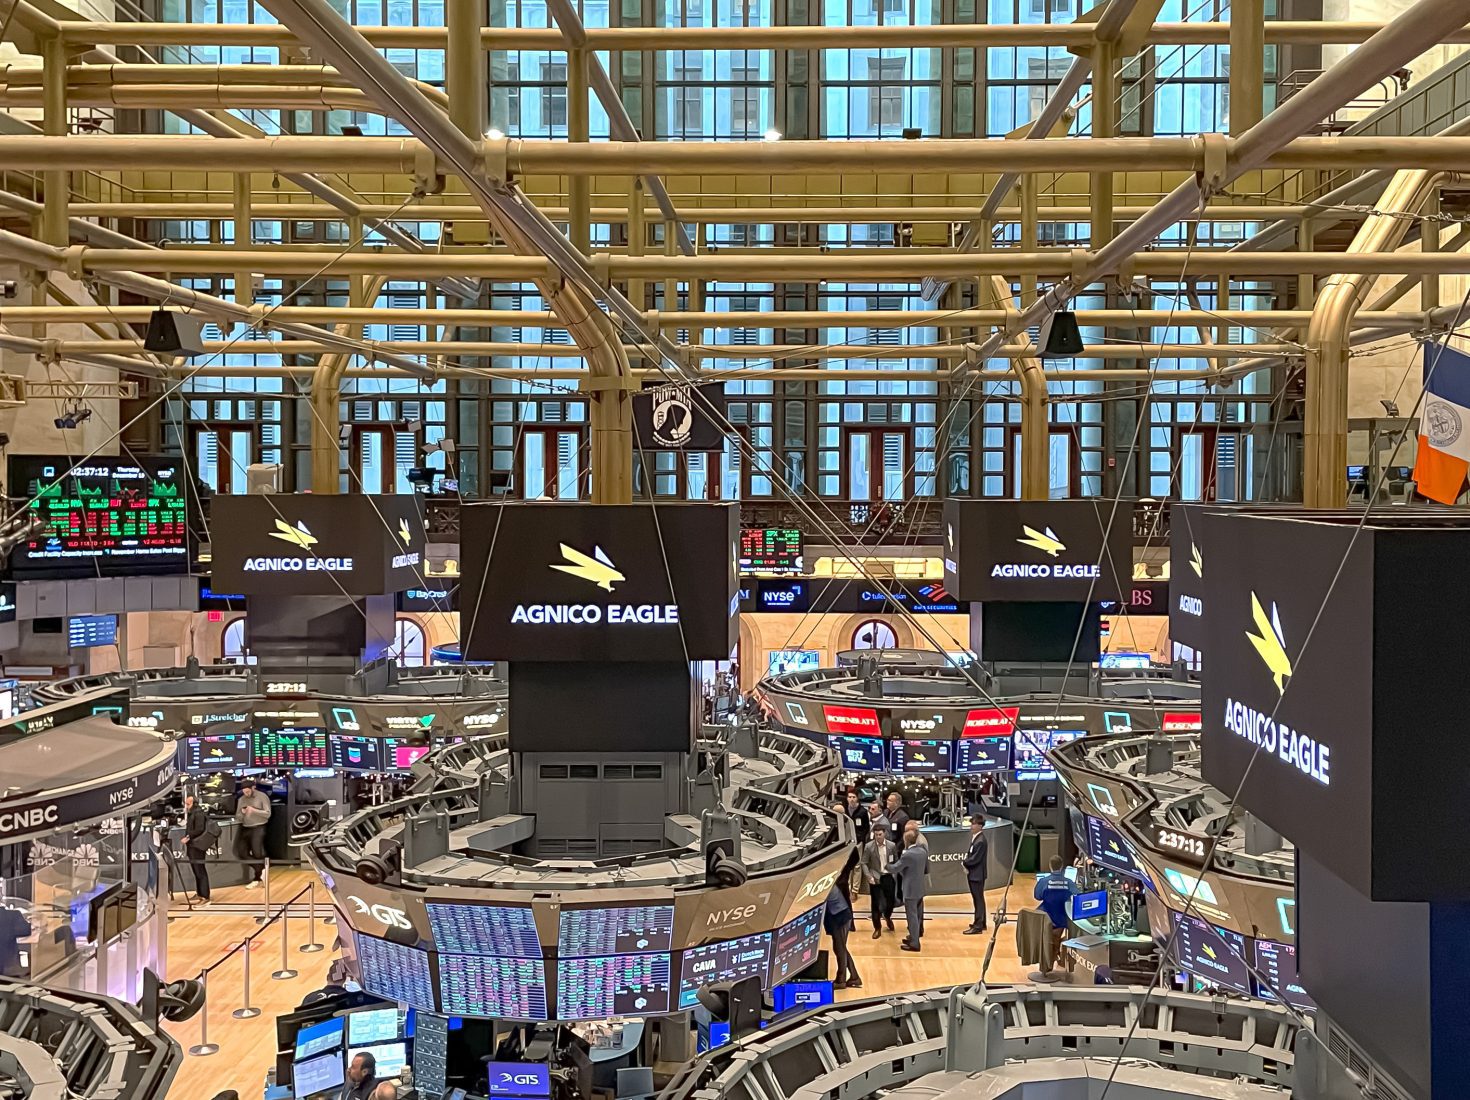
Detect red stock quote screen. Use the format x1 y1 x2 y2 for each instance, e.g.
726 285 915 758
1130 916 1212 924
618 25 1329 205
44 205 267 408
9 456 190 578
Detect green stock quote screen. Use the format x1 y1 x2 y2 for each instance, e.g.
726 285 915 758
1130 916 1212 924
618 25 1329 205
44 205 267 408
9 456 190 578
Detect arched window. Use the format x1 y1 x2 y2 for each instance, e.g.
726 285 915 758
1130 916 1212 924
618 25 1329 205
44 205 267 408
388 617 427 667
851 619 898 650
222 618 252 664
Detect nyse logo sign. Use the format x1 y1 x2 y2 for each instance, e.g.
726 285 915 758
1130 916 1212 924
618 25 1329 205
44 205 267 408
348 895 413 930
706 904 758 929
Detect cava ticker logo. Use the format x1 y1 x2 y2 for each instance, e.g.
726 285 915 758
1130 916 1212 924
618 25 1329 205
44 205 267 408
552 543 624 591
1190 542 1203 578
1222 591 1329 786
510 541 677 625
247 517 353 573
270 518 317 549
1246 592 1291 695
1017 525 1066 557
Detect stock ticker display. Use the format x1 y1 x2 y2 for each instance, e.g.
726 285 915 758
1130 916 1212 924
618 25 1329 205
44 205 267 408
738 527 803 574
556 952 674 1019
250 728 329 769
9 457 189 578
183 734 253 772
558 905 675 957
676 932 772 1009
769 905 824 986
426 904 542 958
438 954 549 1020
355 933 437 1012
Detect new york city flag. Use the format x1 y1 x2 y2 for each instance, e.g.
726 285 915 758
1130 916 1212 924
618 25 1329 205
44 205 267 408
1413 340 1470 505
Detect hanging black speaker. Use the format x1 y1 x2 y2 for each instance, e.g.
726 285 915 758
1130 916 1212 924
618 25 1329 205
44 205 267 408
143 309 208 356
1038 310 1084 357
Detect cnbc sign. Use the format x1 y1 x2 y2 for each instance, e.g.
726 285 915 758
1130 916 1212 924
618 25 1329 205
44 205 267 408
212 494 426 596
462 502 739 662
943 500 1130 602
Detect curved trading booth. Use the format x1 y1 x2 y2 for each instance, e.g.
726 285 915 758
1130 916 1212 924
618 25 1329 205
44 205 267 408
757 658 1201 883
0 690 180 1003
1051 731 1305 1008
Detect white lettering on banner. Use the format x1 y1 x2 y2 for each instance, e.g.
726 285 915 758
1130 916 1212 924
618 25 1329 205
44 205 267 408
190 711 249 726
348 895 413 930
23 715 55 733
990 563 1102 579
510 604 680 625
462 713 500 729
707 904 757 928
0 804 59 834
793 869 841 905
1157 828 1207 859
389 552 421 569
242 556 354 572
1178 594 1203 617
1222 697 1331 785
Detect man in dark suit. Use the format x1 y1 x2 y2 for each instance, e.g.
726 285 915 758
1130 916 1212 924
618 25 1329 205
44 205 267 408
183 794 212 904
892 823 928 952
961 814 989 934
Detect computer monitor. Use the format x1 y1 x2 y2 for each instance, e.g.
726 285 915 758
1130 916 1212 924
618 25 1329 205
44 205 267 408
346 1007 399 1046
293 1053 346 1098
349 1041 408 1077
293 1016 345 1061
616 1067 655 1099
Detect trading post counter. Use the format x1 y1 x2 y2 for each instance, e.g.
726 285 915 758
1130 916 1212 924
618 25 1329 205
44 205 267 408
917 819 1014 895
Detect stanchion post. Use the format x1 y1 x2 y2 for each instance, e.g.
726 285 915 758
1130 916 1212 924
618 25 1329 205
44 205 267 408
300 882 324 953
256 858 271 924
232 938 262 1019
272 902 299 981
187 971 220 1056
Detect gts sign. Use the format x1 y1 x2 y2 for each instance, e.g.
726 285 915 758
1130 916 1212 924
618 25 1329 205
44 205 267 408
793 868 841 905
348 895 413 930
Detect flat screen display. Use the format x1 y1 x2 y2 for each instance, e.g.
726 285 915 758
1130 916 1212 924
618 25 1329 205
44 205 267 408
555 952 674 1020
293 1016 345 1060
769 904 823 986
1071 890 1107 920
827 735 885 772
889 739 952 775
821 705 881 737
252 727 329 769
292 1052 346 1098
349 1042 407 1077
757 580 808 613
1169 910 1250 994
67 614 117 648
346 1007 399 1045
766 649 820 676
438 954 548 1020
1099 652 1151 669
558 905 675 957
184 734 253 772
427 904 541 957
355 933 437 1012
487 1063 552 1099
1253 939 1314 1010
330 734 382 772
1084 814 1143 879
8 456 190 578
676 932 772 1009
739 528 803 574
389 741 431 769
1013 729 1082 781
954 735 1010 774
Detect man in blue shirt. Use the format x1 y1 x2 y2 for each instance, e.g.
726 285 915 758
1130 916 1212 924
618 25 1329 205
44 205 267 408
1033 856 1077 931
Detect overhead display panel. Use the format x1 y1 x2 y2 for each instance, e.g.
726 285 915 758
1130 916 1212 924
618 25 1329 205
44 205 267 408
460 503 739 662
354 933 438 1012
558 905 675 957
438 953 548 1020
942 500 1131 602
210 494 427 596
1168 502 1209 650
676 932 772 1009
739 527 803 574
1169 911 1251 994
556 952 673 1020
8 455 190 579
427 903 541 957
769 905 823 986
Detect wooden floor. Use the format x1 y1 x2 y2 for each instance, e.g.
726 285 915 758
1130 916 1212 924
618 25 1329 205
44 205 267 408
160 876 1034 1098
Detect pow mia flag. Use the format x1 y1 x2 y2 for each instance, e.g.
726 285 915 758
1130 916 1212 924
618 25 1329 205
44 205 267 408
633 381 727 451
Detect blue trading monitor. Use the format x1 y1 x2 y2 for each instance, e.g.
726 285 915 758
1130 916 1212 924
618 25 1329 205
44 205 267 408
1071 890 1107 921
487 1062 551 1098
293 1052 346 1098
826 734 885 772
772 980 835 1014
345 1007 399 1045
954 735 1010 774
349 1041 408 1077
293 1015 345 1061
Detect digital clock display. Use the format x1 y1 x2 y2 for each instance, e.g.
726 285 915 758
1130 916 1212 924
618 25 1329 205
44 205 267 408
9 456 190 578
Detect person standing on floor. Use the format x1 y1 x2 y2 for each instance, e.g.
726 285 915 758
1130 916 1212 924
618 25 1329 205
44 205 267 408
846 791 871 846
893 822 929 952
235 779 272 889
860 824 897 938
183 793 212 904
823 875 862 989
883 791 910 849
962 814 990 934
